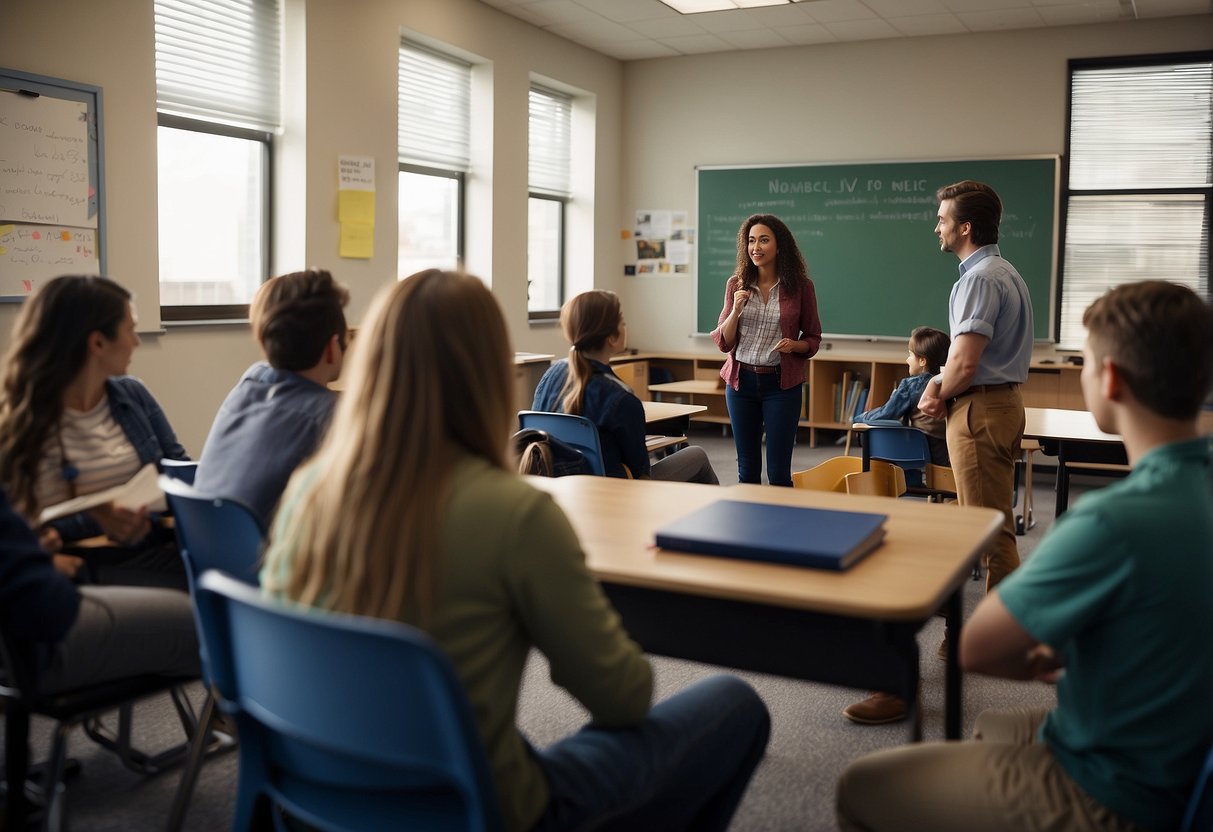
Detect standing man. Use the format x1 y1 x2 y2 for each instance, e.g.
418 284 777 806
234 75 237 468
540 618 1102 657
194 269 349 524
920 180 1033 594
843 180 1033 727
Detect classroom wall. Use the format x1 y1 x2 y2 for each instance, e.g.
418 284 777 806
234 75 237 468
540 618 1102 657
0 0 623 453
617 15 1213 359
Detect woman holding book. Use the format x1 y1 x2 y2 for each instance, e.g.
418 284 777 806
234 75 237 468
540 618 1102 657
0 275 188 588
263 269 769 831
712 214 822 486
532 289 718 483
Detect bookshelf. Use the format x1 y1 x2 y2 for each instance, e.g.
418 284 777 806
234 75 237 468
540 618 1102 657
613 351 1085 447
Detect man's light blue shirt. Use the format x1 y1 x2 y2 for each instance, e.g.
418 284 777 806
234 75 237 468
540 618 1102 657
949 244 1033 385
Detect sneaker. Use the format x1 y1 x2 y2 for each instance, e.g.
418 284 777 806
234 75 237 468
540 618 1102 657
842 692 907 725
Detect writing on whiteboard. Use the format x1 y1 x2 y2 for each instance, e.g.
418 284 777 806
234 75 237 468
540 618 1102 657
0 94 93 228
0 222 98 297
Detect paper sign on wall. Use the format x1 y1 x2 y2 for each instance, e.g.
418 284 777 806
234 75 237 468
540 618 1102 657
337 155 375 259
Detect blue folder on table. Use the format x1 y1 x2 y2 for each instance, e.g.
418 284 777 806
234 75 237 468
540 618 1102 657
654 500 887 571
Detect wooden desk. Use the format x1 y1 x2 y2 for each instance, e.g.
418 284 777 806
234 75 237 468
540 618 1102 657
529 476 1002 740
1023 407 1126 516
642 401 707 424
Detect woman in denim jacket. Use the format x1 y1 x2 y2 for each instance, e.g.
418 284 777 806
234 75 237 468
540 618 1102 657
855 326 951 467
0 276 188 588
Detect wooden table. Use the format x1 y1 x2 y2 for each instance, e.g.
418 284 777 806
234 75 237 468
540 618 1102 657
1023 407 1126 516
642 401 707 456
528 476 1002 740
642 401 707 424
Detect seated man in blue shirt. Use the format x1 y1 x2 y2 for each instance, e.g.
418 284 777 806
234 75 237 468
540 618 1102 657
195 270 349 524
837 280 1213 832
0 489 198 695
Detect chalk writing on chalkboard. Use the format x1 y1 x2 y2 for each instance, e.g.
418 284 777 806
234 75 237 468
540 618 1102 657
0 222 99 296
0 93 93 228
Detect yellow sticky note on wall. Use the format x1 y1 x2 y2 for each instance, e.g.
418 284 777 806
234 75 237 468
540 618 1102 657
338 190 375 225
339 222 374 259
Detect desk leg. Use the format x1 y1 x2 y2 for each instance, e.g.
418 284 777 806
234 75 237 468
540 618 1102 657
1056 442 1071 517
944 588 964 740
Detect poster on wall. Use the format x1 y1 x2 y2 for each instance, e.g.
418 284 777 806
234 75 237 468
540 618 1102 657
630 209 692 275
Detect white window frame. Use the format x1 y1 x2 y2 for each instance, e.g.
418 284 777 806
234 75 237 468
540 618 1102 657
528 85 572 320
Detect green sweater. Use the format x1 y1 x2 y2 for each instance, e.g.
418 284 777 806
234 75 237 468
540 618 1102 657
265 453 653 830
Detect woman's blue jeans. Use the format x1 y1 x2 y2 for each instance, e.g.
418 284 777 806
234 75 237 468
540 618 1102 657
532 674 770 831
725 369 803 486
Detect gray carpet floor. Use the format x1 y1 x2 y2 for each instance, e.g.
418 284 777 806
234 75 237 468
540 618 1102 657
7 426 1084 831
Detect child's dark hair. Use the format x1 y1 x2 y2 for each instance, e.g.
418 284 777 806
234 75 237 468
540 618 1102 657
910 326 950 374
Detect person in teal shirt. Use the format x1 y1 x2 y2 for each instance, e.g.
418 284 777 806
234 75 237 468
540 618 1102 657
837 280 1213 832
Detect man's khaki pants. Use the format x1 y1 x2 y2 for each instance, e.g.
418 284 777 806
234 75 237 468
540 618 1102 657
835 708 1146 832
946 386 1024 591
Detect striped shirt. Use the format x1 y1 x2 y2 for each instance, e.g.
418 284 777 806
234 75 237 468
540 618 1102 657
35 395 142 512
735 284 782 366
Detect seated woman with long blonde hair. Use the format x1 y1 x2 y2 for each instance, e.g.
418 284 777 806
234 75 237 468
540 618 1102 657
532 290 718 483
262 270 768 831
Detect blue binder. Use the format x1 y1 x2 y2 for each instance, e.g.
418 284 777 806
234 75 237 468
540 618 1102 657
654 500 887 571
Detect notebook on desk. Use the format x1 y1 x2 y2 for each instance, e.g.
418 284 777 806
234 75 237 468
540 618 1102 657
654 500 887 571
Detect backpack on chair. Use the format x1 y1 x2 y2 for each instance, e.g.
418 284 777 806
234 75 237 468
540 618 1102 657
513 428 595 477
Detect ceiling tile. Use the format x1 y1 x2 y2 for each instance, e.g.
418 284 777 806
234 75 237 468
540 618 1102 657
690 9 769 31
572 0 684 22
794 0 878 22
941 0 1034 10
887 12 970 33
956 7 1047 28
862 0 951 15
628 15 712 37
1135 0 1213 16
598 39 684 58
548 18 652 43
824 16 903 37
1036 1 1124 24
659 32 738 52
716 27 793 46
778 21 842 42
524 0 605 24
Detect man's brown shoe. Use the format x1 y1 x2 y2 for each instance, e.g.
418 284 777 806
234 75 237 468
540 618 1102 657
842 692 907 725
938 634 949 661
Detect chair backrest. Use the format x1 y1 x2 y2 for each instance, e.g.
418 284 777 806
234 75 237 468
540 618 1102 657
792 456 863 492
195 571 503 832
864 425 935 488
844 465 907 498
160 476 266 589
517 411 605 476
1181 743 1213 832
159 458 199 485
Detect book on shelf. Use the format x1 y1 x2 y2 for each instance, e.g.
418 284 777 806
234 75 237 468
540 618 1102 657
37 463 167 526
654 499 888 571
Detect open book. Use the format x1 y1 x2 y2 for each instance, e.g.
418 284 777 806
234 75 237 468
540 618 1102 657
37 463 167 526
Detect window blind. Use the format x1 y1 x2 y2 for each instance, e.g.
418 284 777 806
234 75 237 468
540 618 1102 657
529 86 572 197
398 42 471 171
154 0 281 131
1059 57 1211 348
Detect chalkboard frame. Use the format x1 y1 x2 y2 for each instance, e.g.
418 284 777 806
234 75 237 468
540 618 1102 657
0 67 106 302
696 157 1059 342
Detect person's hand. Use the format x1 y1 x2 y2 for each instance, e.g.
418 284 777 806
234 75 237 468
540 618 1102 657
38 526 63 555
88 503 151 546
732 289 750 315
1027 643 1063 683
774 338 802 354
918 379 947 420
52 554 85 579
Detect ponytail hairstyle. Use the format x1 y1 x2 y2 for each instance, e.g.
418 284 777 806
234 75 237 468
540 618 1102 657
557 290 623 415
0 275 131 517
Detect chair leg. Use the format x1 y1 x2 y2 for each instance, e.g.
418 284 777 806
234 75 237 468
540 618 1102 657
42 723 74 832
6 707 31 831
166 693 217 832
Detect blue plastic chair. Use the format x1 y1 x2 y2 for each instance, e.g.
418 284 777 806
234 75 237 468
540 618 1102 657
1182 743 1213 832
194 570 504 832
160 476 265 830
159 458 199 485
518 411 606 476
861 424 955 500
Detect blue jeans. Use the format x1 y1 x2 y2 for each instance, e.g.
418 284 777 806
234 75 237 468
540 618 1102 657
532 675 770 831
725 369 804 486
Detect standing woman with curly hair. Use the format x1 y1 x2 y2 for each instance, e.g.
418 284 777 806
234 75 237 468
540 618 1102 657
0 275 188 588
712 214 822 486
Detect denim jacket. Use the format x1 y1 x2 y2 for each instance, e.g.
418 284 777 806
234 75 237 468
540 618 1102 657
532 359 649 478
49 376 188 542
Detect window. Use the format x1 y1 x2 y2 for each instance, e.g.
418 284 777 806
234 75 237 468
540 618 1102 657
154 0 280 320
528 85 572 319
1058 54 1211 348
398 41 470 278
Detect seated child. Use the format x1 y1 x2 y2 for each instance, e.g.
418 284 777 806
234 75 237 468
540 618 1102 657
533 290 718 483
856 326 950 466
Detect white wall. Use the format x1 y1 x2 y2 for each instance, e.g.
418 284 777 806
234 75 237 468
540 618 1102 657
617 16 1213 359
0 0 623 452
1 5 1209 450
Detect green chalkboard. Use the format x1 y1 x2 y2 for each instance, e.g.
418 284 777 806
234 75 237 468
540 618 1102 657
696 158 1057 340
